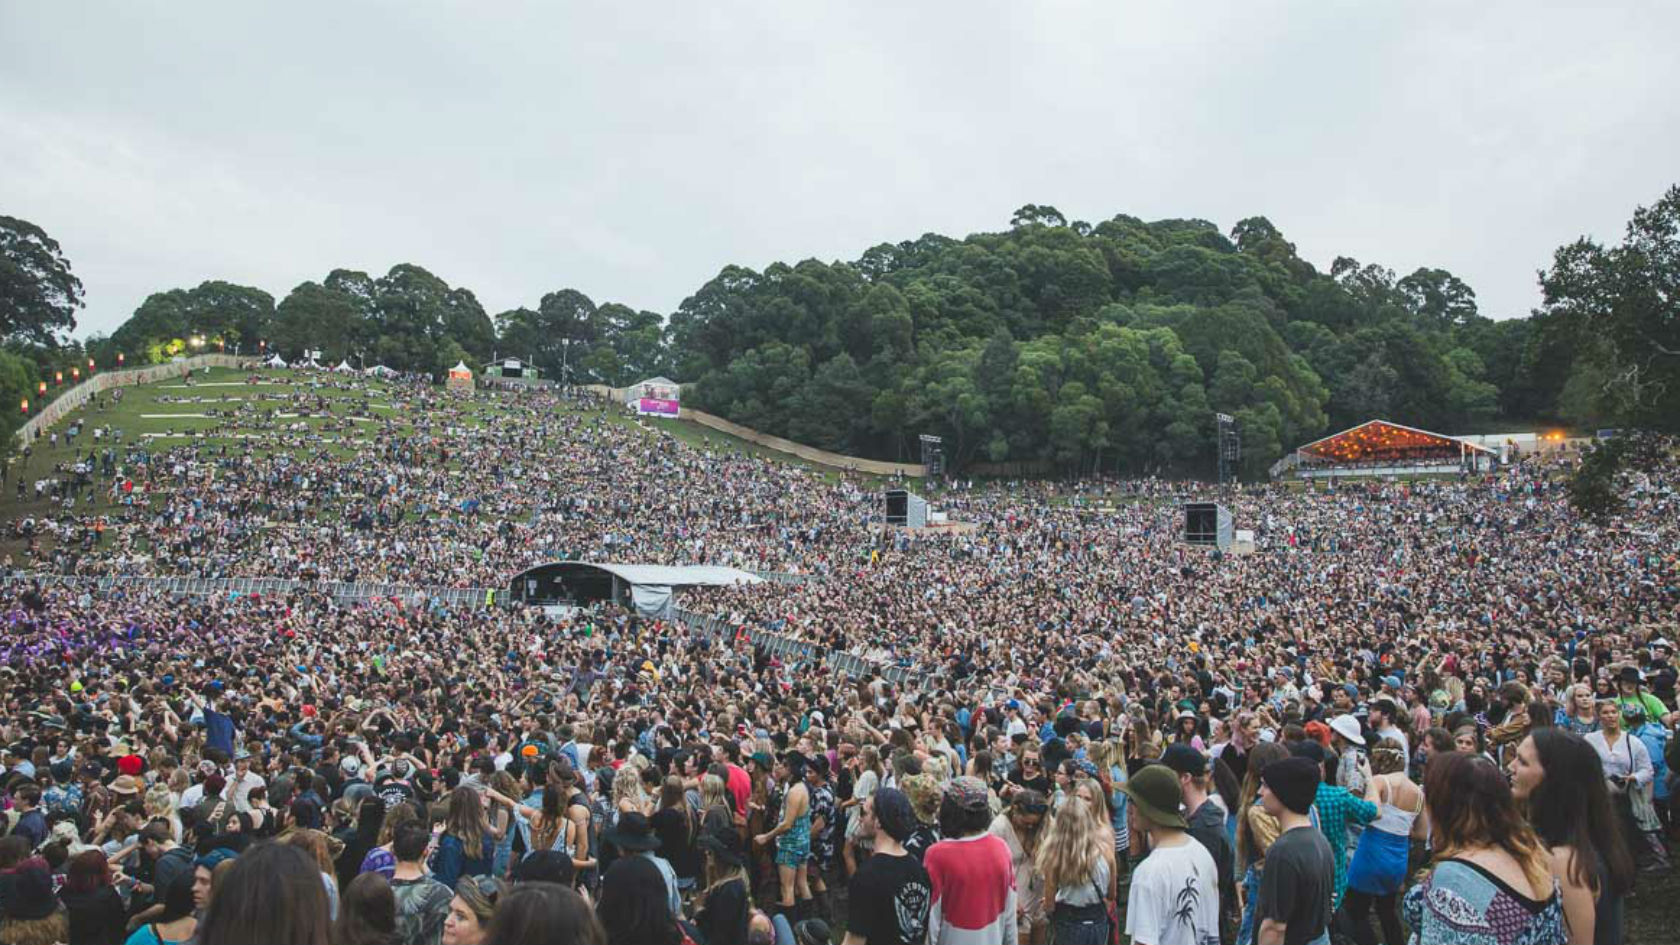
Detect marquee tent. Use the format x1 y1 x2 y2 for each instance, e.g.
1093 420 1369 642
1293 419 1496 478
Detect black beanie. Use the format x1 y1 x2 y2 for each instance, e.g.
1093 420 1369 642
872 787 917 843
1263 757 1321 815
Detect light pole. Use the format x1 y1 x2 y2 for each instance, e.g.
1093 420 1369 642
560 338 572 391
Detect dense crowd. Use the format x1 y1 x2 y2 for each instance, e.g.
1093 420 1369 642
0 371 1675 945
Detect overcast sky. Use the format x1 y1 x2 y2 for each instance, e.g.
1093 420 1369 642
3 2 1676 338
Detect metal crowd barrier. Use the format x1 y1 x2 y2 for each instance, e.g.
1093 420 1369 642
2 572 500 608
670 606 916 683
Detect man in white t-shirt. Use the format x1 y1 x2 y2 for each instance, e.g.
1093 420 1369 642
1119 764 1220 945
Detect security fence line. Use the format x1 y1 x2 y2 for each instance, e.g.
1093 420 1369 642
2 572 498 608
1 572 902 680
670 605 915 684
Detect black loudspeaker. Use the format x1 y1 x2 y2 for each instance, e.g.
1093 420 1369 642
885 490 909 526
1184 503 1219 545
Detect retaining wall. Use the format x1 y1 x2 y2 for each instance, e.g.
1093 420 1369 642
17 354 258 447
585 384 926 477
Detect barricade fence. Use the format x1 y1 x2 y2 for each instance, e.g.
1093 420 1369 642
670 606 914 684
0 572 906 678
1 572 498 607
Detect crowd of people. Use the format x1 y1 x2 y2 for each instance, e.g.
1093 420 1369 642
0 369 1674 945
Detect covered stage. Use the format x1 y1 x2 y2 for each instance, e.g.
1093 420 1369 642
506 561 762 617
1293 419 1496 479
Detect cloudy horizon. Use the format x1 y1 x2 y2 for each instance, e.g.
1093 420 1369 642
3 2 1676 339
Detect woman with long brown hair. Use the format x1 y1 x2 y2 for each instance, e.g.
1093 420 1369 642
650 774 702 894
1511 728 1634 945
990 788 1050 945
358 803 419 879
286 829 342 921
433 787 494 891
1402 752 1566 944
198 843 332 945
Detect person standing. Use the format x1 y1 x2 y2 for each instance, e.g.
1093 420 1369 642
1120 764 1220 945
1340 739 1423 945
389 823 453 945
1403 752 1566 945
1511 729 1634 945
842 789 931 945
1585 700 1669 872
1255 757 1336 945
1035 795 1114 945
1292 742 1378 911
754 752 815 921
924 777 1018 945
1163 744 1236 944
990 789 1049 945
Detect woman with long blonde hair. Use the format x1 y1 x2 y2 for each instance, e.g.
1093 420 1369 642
145 784 183 842
1071 776 1115 864
1035 797 1113 944
1557 683 1598 734
699 774 733 835
1087 739 1130 866
613 758 652 816
842 744 882 877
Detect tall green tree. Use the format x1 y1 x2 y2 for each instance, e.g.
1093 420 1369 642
1540 185 1680 430
0 216 83 344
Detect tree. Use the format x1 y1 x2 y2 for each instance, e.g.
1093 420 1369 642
1011 205 1068 228
1567 432 1667 522
1397 267 1478 327
273 281 366 362
0 216 83 344
1540 185 1680 430
111 281 275 362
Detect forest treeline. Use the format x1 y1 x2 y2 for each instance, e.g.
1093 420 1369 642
4 189 1676 475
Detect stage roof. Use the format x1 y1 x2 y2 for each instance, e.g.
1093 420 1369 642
508 561 762 589
1297 419 1494 464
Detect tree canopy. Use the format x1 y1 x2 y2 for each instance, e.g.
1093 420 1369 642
40 187 1680 474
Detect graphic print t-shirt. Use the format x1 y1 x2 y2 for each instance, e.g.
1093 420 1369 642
849 850 932 945
1125 837 1221 945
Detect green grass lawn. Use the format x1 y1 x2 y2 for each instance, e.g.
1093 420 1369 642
0 368 886 536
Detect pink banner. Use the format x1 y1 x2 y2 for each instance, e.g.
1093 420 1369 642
636 397 680 418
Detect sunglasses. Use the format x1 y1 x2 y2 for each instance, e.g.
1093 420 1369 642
468 876 502 905
1022 758 1040 767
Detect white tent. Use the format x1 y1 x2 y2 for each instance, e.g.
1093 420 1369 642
363 364 398 379
264 354 288 368
333 359 356 374
301 359 323 370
